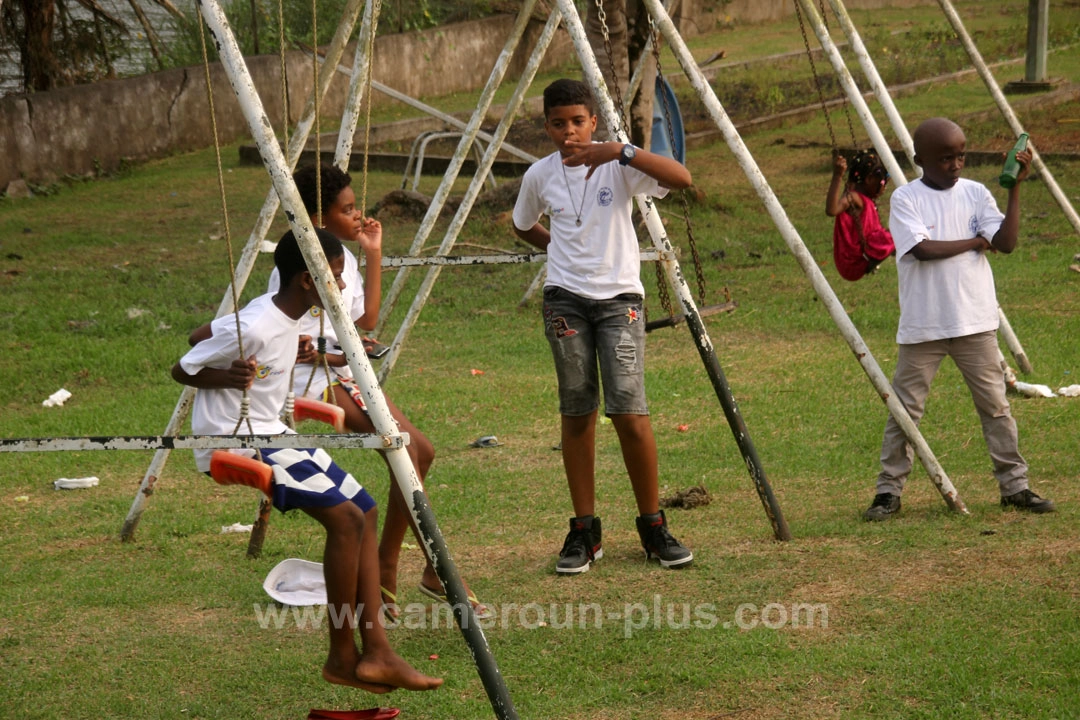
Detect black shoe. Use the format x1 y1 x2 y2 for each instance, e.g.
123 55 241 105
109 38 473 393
1001 488 1056 514
863 493 901 521
556 516 603 574
635 510 693 569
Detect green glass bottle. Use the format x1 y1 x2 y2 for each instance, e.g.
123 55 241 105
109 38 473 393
998 133 1029 189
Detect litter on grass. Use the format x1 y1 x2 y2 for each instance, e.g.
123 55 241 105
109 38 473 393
53 477 99 490
1012 381 1056 398
221 523 254 534
263 558 326 606
42 388 72 407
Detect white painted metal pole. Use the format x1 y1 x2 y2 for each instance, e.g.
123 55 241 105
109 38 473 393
195 3 518 715
642 0 967 514
374 0 538 337
196 0 396 469
794 0 905 184
824 0 917 173
5 433 407 452
334 0 379 169
122 0 366 541
937 0 1080 240
824 0 1032 374
561 0 793 538
376 9 562 383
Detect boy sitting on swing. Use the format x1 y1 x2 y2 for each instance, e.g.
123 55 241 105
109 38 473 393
268 163 490 621
172 228 442 694
825 149 896 281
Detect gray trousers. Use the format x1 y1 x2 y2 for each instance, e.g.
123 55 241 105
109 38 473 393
876 330 1029 497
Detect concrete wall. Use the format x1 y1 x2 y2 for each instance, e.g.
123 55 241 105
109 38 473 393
0 1 935 190
678 0 931 29
0 14 570 189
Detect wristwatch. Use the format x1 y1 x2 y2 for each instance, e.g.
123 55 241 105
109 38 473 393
618 143 637 166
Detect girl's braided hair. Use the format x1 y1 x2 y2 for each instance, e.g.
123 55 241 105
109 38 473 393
848 149 883 185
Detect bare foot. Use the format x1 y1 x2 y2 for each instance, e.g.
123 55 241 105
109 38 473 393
419 571 492 620
322 663 397 694
356 652 443 692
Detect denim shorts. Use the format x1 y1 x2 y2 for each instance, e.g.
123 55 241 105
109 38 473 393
542 286 649 417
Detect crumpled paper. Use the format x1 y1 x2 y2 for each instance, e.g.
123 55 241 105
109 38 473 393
221 523 254 534
42 388 72 407
1012 381 1055 398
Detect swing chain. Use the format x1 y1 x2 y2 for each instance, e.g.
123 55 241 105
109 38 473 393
594 0 630 140
817 0 858 146
278 0 289 150
793 0 838 151
648 14 706 307
197 9 256 443
359 0 383 211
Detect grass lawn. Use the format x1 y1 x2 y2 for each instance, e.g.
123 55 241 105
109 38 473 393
1 2 1079 719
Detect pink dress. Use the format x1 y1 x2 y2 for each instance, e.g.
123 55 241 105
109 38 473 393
833 191 895 281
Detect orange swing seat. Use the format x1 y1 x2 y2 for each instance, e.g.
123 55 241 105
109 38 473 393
293 396 346 433
209 450 274 498
208 398 345 498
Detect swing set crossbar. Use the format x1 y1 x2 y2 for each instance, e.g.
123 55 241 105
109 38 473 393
0 433 408 453
369 249 668 269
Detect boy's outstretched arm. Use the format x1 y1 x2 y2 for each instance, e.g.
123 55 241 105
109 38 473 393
172 357 257 391
990 147 1032 254
563 141 692 189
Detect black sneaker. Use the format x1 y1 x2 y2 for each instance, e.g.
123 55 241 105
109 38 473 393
635 510 693 569
556 516 603 574
1001 488 1056 514
863 493 901 521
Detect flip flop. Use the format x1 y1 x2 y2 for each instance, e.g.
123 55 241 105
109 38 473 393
417 582 493 620
380 585 400 627
307 709 400 720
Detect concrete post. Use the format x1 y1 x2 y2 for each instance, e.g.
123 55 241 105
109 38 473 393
1006 0 1051 92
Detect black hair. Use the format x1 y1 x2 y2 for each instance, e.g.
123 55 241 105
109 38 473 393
293 164 352 218
848 149 885 185
274 227 344 288
543 78 595 118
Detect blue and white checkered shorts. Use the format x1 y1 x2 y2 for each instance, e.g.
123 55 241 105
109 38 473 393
263 447 376 513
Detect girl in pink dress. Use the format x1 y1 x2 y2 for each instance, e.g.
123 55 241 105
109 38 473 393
826 149 896 281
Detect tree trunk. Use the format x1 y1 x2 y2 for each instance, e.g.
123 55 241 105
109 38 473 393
19 0 60 92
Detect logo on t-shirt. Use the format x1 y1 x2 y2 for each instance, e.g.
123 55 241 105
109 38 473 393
255 364 286 380
597 187 614 207
968 214 979 237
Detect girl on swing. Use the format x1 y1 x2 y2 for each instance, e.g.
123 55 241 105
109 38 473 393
825 149 896 281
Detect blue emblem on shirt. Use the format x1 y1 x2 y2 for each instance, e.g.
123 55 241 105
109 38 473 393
597 187 614 207
968 214 979 237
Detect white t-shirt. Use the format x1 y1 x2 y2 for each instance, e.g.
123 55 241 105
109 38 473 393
267 249 366 398
512 148 667 299
889 178 1004 345
179 293 299 472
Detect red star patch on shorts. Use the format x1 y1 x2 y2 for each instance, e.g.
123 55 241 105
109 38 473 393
626 307 639 324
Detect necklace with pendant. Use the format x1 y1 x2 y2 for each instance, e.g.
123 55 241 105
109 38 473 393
561 164 589 227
